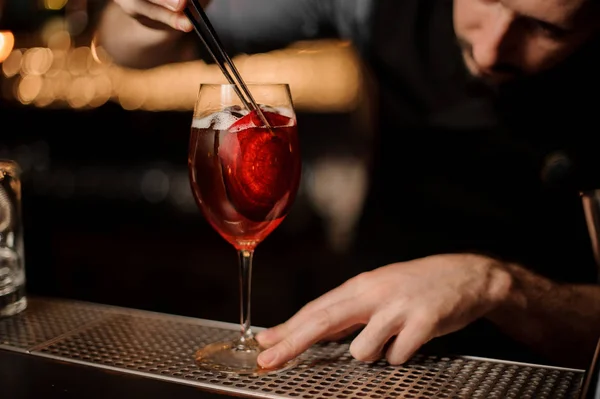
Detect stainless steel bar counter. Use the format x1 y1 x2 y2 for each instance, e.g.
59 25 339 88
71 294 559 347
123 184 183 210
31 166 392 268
0 297 588 398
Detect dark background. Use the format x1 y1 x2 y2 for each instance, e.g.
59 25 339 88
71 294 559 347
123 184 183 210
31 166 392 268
2 103 363 326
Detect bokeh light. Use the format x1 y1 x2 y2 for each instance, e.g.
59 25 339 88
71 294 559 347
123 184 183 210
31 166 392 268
44 0 69 10
0 31 15 63
2 49 22 77
2 16 363 112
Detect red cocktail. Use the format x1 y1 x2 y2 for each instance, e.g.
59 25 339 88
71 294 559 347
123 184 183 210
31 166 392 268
188 84 301 375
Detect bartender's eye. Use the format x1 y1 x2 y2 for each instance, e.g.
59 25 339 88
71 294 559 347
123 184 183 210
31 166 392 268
529 19 569 40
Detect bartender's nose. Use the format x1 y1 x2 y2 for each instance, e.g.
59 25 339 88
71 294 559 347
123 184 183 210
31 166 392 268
471 8 513 72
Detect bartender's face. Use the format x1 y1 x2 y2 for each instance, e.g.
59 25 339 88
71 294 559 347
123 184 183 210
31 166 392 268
454 0 599 84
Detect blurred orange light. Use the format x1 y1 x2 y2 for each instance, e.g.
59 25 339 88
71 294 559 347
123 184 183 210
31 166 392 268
0 31 15 63
2 38 362 112
44 0 68 10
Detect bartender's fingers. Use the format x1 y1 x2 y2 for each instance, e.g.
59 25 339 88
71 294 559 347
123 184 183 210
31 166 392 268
147 0 186 12
257 280 360 348
350 310 404 362
257 299 367 369
385 315 434 365
115 0 192 31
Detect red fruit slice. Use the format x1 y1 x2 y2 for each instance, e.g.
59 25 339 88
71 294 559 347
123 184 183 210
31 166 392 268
229 109 293 132
219 110 297 221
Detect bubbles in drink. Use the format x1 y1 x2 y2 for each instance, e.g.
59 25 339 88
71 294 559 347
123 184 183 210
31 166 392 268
192 107 247 130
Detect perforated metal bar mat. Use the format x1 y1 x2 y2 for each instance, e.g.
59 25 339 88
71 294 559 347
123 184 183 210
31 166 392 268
0 297 585 398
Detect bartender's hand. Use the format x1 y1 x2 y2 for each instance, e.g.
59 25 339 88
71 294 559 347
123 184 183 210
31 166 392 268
256 254 513 368
112 0 211 32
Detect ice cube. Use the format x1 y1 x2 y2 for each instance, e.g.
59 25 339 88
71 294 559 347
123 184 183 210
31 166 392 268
258 104 278 114
274 107 294 119
258 104 294 119
192 109 247 130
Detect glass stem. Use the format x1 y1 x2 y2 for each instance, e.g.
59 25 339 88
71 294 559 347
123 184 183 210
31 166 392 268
237 249 255 343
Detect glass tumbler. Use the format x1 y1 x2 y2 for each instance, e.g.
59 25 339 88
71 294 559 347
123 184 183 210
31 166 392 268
0 160 27 317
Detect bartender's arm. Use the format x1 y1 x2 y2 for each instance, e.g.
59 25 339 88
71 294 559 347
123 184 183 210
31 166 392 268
486 263 600 368
96 0 343 69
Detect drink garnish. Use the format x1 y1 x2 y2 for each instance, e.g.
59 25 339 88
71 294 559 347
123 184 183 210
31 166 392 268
219 111 296 221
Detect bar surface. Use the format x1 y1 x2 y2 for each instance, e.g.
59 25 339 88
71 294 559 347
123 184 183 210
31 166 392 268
0 297 585 398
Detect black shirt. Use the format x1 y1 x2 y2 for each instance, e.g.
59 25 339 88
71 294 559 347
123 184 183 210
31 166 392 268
361 0 600 286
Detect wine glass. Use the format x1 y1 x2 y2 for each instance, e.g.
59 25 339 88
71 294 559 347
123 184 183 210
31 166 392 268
188 83 302 375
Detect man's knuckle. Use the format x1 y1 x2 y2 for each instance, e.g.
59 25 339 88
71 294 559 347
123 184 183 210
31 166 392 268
374 309 400 330
352 271 372 287
410 308 438 328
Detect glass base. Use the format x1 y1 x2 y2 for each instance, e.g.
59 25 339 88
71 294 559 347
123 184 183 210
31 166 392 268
195 339 299 376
